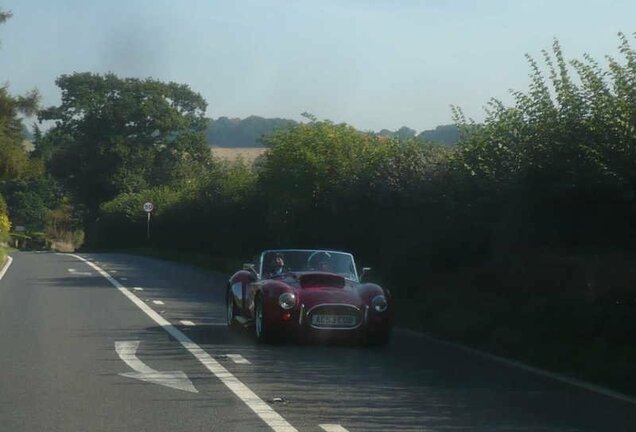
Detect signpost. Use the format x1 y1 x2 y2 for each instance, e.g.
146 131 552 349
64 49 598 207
143 202 154 240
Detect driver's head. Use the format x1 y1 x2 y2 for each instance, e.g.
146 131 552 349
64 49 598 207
274 253 284 267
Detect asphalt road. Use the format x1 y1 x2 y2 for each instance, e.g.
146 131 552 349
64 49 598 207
1 251 635 432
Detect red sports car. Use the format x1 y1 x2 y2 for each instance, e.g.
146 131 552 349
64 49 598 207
226 249 392 345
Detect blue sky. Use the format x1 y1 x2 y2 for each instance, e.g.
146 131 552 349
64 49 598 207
0 0 635 132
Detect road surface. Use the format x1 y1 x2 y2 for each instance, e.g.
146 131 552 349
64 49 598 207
0 251 634 431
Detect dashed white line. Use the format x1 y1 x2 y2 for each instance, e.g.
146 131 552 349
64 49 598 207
180 320 196 326
133 287 144 291
68 268 92 276
226 354 251 364
319 425 349 432
152 300 164 305
67 253 298 432
120 277 128 281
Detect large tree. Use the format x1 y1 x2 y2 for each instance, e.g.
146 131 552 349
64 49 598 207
39 73 212 214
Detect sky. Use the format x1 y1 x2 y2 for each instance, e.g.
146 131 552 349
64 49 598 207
0 0 635 133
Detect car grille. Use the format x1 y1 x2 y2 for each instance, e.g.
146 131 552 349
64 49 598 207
307 304 362 330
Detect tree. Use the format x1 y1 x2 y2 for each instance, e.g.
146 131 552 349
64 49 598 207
39 73 212 215
453 34 636 250
0 9 40 182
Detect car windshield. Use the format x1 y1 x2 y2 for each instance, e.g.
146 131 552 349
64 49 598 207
260 250 358 282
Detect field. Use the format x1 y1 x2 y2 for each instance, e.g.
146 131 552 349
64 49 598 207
211 147 266 163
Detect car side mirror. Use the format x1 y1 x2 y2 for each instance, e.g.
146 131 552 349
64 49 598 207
360 267 372 280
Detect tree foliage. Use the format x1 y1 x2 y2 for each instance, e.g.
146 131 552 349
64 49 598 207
39 73 212 214
454 34 636 249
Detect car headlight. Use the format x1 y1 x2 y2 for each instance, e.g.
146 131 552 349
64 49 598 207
278 292 297 310
371 295 388 312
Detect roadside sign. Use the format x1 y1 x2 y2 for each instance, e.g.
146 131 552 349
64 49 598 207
143 202 154 213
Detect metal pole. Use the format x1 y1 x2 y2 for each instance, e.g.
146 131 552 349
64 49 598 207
147 212 151 240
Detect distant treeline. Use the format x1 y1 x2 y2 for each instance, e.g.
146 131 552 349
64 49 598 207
206 116 459 148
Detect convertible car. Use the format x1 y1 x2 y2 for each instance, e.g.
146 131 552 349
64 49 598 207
226 249 392 345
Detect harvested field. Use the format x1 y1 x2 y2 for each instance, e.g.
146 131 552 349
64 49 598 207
211 147 266 163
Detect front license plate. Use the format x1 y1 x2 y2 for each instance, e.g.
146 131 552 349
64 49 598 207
311 314 356 326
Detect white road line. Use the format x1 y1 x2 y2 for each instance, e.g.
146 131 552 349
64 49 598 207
133 287 144 291
319 425 349 432
226 354 251 365
68 268 92 276
67 254 298 432
152 300 164 305
180 320 196 326
120 277 128 281
397 328 636 405
0 256 13 281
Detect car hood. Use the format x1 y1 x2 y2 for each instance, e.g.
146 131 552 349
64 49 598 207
283 272 362 308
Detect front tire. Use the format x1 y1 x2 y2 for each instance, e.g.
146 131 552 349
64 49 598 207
226 287 238 329
255 297 275 343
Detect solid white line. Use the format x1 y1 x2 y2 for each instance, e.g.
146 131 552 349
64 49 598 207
67 254 298 432
397 328 636 405
180 320 196 326
152 300 164 305
319 425 349 432
226 354 251 365
0 256 13 281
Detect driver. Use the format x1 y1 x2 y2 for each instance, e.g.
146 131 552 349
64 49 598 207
269 253 287 276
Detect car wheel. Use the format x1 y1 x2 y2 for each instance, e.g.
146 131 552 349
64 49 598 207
255 298 274 343
226 287 238 329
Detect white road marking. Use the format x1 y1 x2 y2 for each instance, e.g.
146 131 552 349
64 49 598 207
115 340 198 393
180 320 196 326
67 254 298 432
133 287 144 291
0 256 13 281
207 322 228 326
68 268 92 276
319 425 350 432
397 328 636 405
152 300 164 305
120 277 128 281
226 354 251 365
